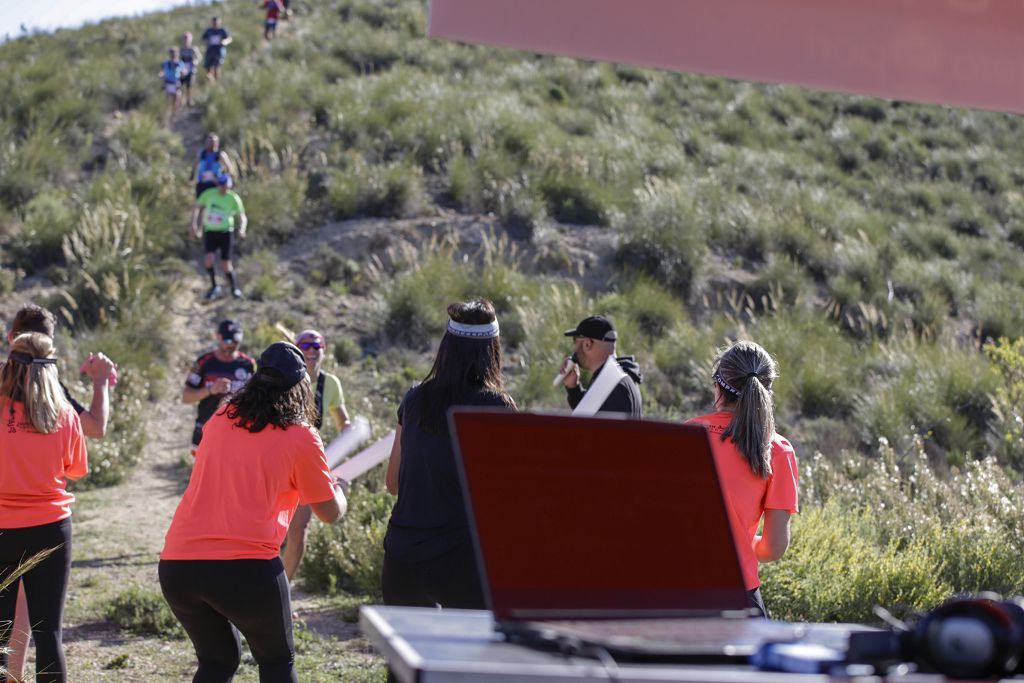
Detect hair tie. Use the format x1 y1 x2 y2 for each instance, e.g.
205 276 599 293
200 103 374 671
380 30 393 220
746 372 759 379
8 351 57 366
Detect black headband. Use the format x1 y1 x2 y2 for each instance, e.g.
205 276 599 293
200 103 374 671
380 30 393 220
8 351 57 366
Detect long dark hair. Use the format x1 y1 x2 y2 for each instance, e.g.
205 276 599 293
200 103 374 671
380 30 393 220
714 340 779 480
224 373 315 433
412 300 512 433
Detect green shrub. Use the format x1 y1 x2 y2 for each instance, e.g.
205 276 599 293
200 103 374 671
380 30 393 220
764 445 1024 622
56 201 171 329
853 340 998 461
985 337 1024 469
241 169 307 246
0 267 15 294
103 586 184 639
241 250 289 302
334 337 362 366
8 191 76 271
614 178 708 300
326 155 426 219
537 171 611 226
302 487 392 595
975 286 1024 342
70 366 151 489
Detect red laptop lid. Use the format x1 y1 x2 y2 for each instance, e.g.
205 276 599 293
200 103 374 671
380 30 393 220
450 411 749 620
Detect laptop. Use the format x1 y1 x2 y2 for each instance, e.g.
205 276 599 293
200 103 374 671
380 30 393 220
449 410 835 661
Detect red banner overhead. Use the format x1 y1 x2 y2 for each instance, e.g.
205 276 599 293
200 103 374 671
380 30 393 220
428 0 1024 114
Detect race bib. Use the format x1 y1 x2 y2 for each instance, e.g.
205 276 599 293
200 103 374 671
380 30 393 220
207 210 225 225
201 170 216 181
209 35 222 45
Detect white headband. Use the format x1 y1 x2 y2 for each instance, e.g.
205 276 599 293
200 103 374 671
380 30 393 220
447 319 500 339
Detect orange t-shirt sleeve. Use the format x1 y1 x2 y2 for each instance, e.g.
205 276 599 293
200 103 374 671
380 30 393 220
292 427 336 505
765 438 798 513
63 411 88 481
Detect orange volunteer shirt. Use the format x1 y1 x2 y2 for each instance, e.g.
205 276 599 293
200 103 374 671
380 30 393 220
0 400 88 529
687 411 798 590
162 408 336 560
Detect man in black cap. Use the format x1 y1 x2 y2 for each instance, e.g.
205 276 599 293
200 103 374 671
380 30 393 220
182 319 257 454
559 315 643 417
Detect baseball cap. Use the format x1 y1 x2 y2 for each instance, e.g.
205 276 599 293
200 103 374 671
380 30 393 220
218 319 243 343
217 173 232 187
256 342 306 388
564 315 618 342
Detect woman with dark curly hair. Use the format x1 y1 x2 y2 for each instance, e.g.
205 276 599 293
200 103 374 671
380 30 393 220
160 342 346 683
383 299 516 609
687 341 798 618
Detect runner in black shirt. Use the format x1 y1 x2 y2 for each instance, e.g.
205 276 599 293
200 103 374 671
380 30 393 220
182 319 255 454
179 32 198 107
201 16 232 81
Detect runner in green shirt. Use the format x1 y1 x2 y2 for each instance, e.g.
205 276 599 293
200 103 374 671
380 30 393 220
190 173 247 300
283 328 354 581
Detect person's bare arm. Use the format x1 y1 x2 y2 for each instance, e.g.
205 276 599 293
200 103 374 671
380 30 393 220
191 205 204 239
237 213 247 239
78 352 116 438
309 482 347 523
220 152 237 177
754 509 792 562
330 404 351 433
384 425 402 495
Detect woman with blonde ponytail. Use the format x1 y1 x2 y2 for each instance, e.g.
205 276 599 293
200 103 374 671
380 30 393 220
0 333 87 682
687 341 798 618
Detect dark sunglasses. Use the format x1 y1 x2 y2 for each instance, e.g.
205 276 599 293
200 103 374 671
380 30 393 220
298 341 323 351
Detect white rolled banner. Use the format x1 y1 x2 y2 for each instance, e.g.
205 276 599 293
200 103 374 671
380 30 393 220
324 416 372 470
571 355 628 416
333 430 396 482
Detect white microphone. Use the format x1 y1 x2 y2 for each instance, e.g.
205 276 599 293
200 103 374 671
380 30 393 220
552 354 579 386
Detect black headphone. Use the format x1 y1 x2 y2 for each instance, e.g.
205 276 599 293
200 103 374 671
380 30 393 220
848 595 1024 678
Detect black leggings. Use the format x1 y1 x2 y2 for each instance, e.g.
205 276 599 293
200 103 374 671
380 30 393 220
0 518 73 683
748 587 768 619
159 558 296 683
381 543 485 609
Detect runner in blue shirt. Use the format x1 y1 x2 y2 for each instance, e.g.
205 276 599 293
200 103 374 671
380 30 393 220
158 47 183 124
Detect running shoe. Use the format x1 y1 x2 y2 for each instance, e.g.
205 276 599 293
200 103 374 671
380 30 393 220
232 288 243 299
205 285 222 301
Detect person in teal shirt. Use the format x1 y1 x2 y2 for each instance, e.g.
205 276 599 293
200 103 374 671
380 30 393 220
191 173 247 300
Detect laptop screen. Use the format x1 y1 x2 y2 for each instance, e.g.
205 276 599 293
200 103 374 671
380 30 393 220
450 410 749 621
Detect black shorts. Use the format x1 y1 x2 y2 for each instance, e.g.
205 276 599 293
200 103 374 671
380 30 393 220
195 181 216 198
180 70 194 87
203 231 235 261
204 49 225 70
191 421 206 448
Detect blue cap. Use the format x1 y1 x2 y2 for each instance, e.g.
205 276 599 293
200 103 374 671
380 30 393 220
217 173 232 187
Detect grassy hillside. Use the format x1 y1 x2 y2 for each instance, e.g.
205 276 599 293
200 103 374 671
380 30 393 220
1 0 1023 649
